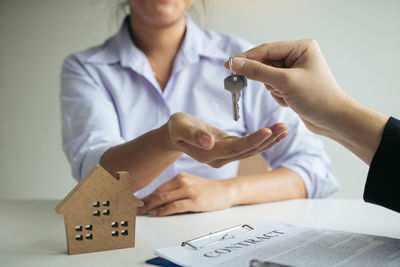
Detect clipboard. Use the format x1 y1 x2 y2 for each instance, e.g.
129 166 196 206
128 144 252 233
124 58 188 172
147 224 254 267
181 224 254 250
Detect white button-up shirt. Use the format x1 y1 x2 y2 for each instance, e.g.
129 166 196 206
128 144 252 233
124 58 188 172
61 16 338 199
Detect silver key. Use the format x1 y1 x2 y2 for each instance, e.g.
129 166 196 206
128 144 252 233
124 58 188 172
224 57 247 121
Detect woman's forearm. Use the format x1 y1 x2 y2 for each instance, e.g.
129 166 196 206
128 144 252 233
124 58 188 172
99 112 278 193
100 123 183 192
224 168 307 206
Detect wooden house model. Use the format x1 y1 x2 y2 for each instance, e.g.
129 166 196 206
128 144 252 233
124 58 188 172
56 165 144 255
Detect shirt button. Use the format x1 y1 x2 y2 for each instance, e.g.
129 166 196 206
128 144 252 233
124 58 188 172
162 107 168 113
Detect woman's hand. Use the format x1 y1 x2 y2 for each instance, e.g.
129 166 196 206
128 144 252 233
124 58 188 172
164 112 288 168
101 112 286 193
137 172 236 216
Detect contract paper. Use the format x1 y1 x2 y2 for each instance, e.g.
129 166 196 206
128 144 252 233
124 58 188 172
154 220 400 267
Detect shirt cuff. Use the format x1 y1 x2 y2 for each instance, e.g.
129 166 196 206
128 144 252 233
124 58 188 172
279 162 338 199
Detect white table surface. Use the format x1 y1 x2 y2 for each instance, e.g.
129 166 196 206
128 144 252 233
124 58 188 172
0 198 399 267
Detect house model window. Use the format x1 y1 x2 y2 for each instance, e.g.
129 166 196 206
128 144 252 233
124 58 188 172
111 220 129 237
56 165 144 255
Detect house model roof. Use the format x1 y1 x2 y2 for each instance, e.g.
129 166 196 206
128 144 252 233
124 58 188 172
56 165 143 214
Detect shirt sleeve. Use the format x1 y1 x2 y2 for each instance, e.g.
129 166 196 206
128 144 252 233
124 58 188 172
61 55 125 181
242 80 338 198
363 117 400 212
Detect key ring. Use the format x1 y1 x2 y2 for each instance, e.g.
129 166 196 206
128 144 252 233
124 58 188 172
229 57 238 81
229 57 234 76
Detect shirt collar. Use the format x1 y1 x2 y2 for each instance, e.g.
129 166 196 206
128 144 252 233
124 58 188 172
85 14 228 68
180 14 229 61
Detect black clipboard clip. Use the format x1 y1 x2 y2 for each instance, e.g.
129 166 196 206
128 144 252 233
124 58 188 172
181 224 254 250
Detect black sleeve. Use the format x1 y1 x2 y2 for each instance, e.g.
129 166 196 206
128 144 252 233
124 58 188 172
363 117 400 213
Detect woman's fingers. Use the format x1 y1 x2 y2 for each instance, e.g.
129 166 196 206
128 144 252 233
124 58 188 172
177 128 271 164
139 188 187 215
213 128 272 158
258 131 288 153
151 175 180 193
167 112 288 169
222 124 286 158
206 124 230 140
149 199 193 217
168 112 215 150
256 123 288 150
209 124 288 167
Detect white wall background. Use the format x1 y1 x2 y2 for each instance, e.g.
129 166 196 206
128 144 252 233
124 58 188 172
1 0 399 200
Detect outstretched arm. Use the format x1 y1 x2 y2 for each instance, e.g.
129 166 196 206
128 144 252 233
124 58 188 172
227 39 388 165
100 112 288 192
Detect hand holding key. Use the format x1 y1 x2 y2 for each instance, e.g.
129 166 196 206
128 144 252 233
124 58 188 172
224 57 247 121
227 39 388 165
226 40 344 135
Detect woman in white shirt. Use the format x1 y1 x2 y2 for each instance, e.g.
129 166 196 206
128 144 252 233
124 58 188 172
61 0 338 216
